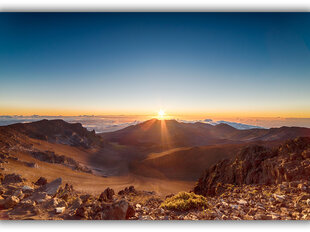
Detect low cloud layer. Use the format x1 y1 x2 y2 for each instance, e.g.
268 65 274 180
1 115 310 133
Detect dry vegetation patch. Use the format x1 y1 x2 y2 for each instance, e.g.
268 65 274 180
161 192 208 211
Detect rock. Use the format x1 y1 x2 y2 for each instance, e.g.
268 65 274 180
243 215 254 220
237 199 247 205
128 186 135 192
0 196 20 209
254 213 272 220
70 197 83 210
102 200 134 220
297 183 307 191
194 138 310 196
80 194 91 203
29 191 50 203
42 178 62 195
118 186 137 195
34 177 47 186
126 204 135 219
230 204 239 210
98 187 115 202
273 194 286 201
75 206 89 219
22 185 34 192
2 173 23 184
13 189 25 199
47 197 67 208
55 207 66 214
20 199 36 208
296 194 310 204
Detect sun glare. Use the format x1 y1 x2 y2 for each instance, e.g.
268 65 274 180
158 109 166 119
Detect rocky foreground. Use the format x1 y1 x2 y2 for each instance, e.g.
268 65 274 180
1 137 310 220
0 172 310 220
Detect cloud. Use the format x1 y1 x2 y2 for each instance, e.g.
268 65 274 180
178 118 264 130
0 115 141 133
215 121 264 130
204 119 213 122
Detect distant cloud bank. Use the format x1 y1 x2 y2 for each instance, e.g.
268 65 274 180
0 115 310 133
0 115 141 133
178 119 263 130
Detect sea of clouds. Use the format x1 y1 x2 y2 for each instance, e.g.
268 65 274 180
0 115 310 133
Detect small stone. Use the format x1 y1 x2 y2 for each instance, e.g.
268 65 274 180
22 186 34 192
273 194 286 201
55 207 65 214
237 199 247 205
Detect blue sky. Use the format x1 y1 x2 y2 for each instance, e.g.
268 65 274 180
0 13 310 117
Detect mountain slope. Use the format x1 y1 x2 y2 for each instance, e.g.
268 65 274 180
100 119 310 151
194 137 310 196
130 144 245 180
1 119 102 148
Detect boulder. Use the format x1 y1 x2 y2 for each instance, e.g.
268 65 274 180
118 186 137 195
34 177 47 186
42 178 62 195
102 200 135 220
98 187 115 202
29 191 50 203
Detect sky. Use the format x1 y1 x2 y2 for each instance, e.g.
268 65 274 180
1 13 310 119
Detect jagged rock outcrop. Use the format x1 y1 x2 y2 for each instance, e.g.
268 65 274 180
30 151 92 173
194 137 310 196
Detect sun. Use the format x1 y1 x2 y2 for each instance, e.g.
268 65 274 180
158 109 166 119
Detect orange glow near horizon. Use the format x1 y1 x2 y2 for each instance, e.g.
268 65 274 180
1 105 310 119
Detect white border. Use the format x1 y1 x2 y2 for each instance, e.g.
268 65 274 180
0 0 309 12
0 1 310 231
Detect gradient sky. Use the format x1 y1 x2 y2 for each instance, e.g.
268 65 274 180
1 13 310 117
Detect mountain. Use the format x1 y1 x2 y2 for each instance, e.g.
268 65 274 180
214 120 264 130
1 119 102 148
194 137 310 196
100 119 236 150
100 118 310 151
